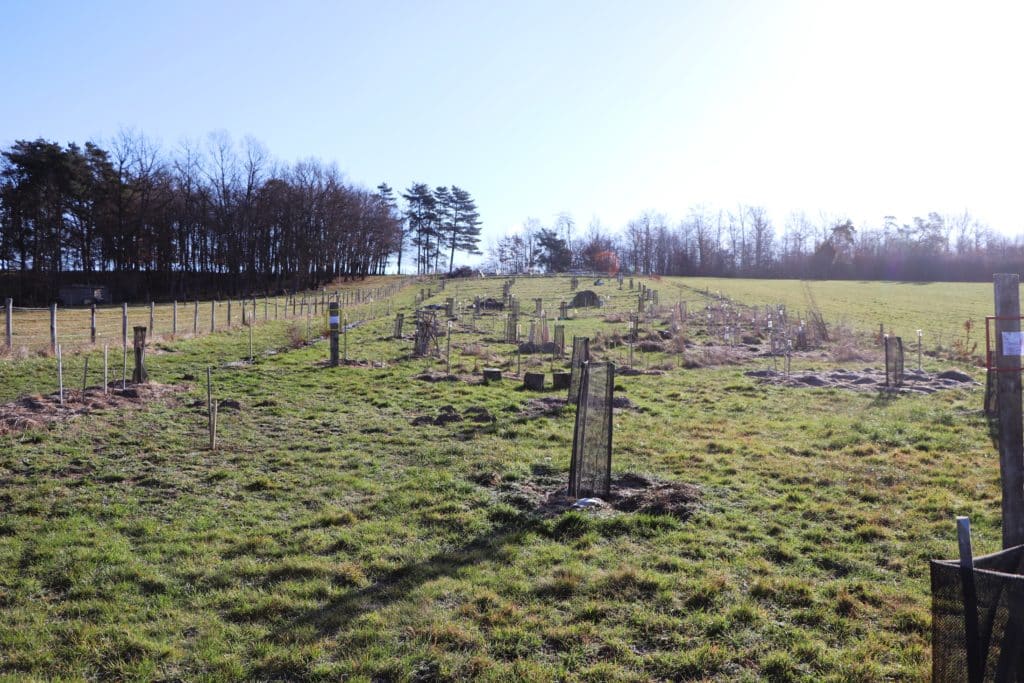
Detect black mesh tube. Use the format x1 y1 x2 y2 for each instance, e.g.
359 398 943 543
568 361 613 498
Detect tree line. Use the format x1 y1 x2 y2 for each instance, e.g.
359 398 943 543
488 206 1024 281
0 132 482 304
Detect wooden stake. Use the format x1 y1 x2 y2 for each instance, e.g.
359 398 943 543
82 356 89 392
90 303 96 343
4 297 11 349
994 273 1024 548
50 302 57 353
207 366 216 450
103 344 108 394
957 516 983 683
57 344 64 405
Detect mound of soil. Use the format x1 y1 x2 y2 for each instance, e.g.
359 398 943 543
483 470 701 521
0 383 184 436
517 397 567 419
569 290 602 308
478 297 504 311
414 371 458 383
411 404 495 427
744 367 979 394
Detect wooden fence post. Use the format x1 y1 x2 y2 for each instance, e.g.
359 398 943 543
227 299 232 327
121 302 128 353
49 302 57 353
90 303 96 343
172 301 177 337
132 326 148 384
4 298 11 349
329 301 340 366
149 301 154 335
994 273 1024 548
211 300 216 333
193 300 199 335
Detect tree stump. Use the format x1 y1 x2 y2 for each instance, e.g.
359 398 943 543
482 368 503 383
523 372 545 391
552 371 571 390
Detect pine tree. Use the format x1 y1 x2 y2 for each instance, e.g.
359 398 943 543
447 186 481 273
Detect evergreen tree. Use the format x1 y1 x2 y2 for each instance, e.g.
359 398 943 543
446 186 481 273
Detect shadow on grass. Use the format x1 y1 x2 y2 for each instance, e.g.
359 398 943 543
277 510 543 638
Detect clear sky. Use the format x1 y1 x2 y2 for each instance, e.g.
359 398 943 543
4 0 1023 250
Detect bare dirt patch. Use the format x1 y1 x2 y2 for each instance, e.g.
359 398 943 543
0 383 185 435
410 405 496 427
478 468 701 520
745 367 979 394
517 397 567 420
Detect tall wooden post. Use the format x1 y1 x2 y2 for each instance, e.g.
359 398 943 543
4 298 11 349
172 301 177 337
149 301 155 335
329 301 340 367
227 299 232 327
994 273 1024 548
132 326 148 384
49 302 57 353
90 303 97 343
121 302 128 352
193 300 199 335
210 300 216 333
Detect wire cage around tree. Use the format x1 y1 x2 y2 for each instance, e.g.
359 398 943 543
931 544 1024 682
568 361 614 499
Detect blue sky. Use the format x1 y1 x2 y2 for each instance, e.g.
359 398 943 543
4 0 1023 251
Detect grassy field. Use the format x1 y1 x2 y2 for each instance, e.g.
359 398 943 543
0 275 999 680
671 277 996 357
4 276 408 357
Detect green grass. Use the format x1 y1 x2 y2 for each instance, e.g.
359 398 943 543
672 276 996 354
0 275 998 680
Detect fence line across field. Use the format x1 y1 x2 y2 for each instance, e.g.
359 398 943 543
3 280 412 355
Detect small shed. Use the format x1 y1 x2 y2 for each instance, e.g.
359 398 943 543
58 285 109 306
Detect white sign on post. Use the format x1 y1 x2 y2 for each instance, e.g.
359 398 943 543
1002 331 1024 356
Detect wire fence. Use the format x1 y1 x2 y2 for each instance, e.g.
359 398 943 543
3 278 415 358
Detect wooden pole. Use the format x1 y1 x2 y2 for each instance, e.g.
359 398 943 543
207 366 217 450
172 301 177 338
994 273 1024 548
149 301 154 335
57 344 63 405
82 356 89 392
227 298 232 327
957 516 983 683
90 303 96 343
49 302 57 353
103 344 108 394
132 326 148 383
210 300 216 333
4 297 11 349
329 301 339 366
193 300 199 335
